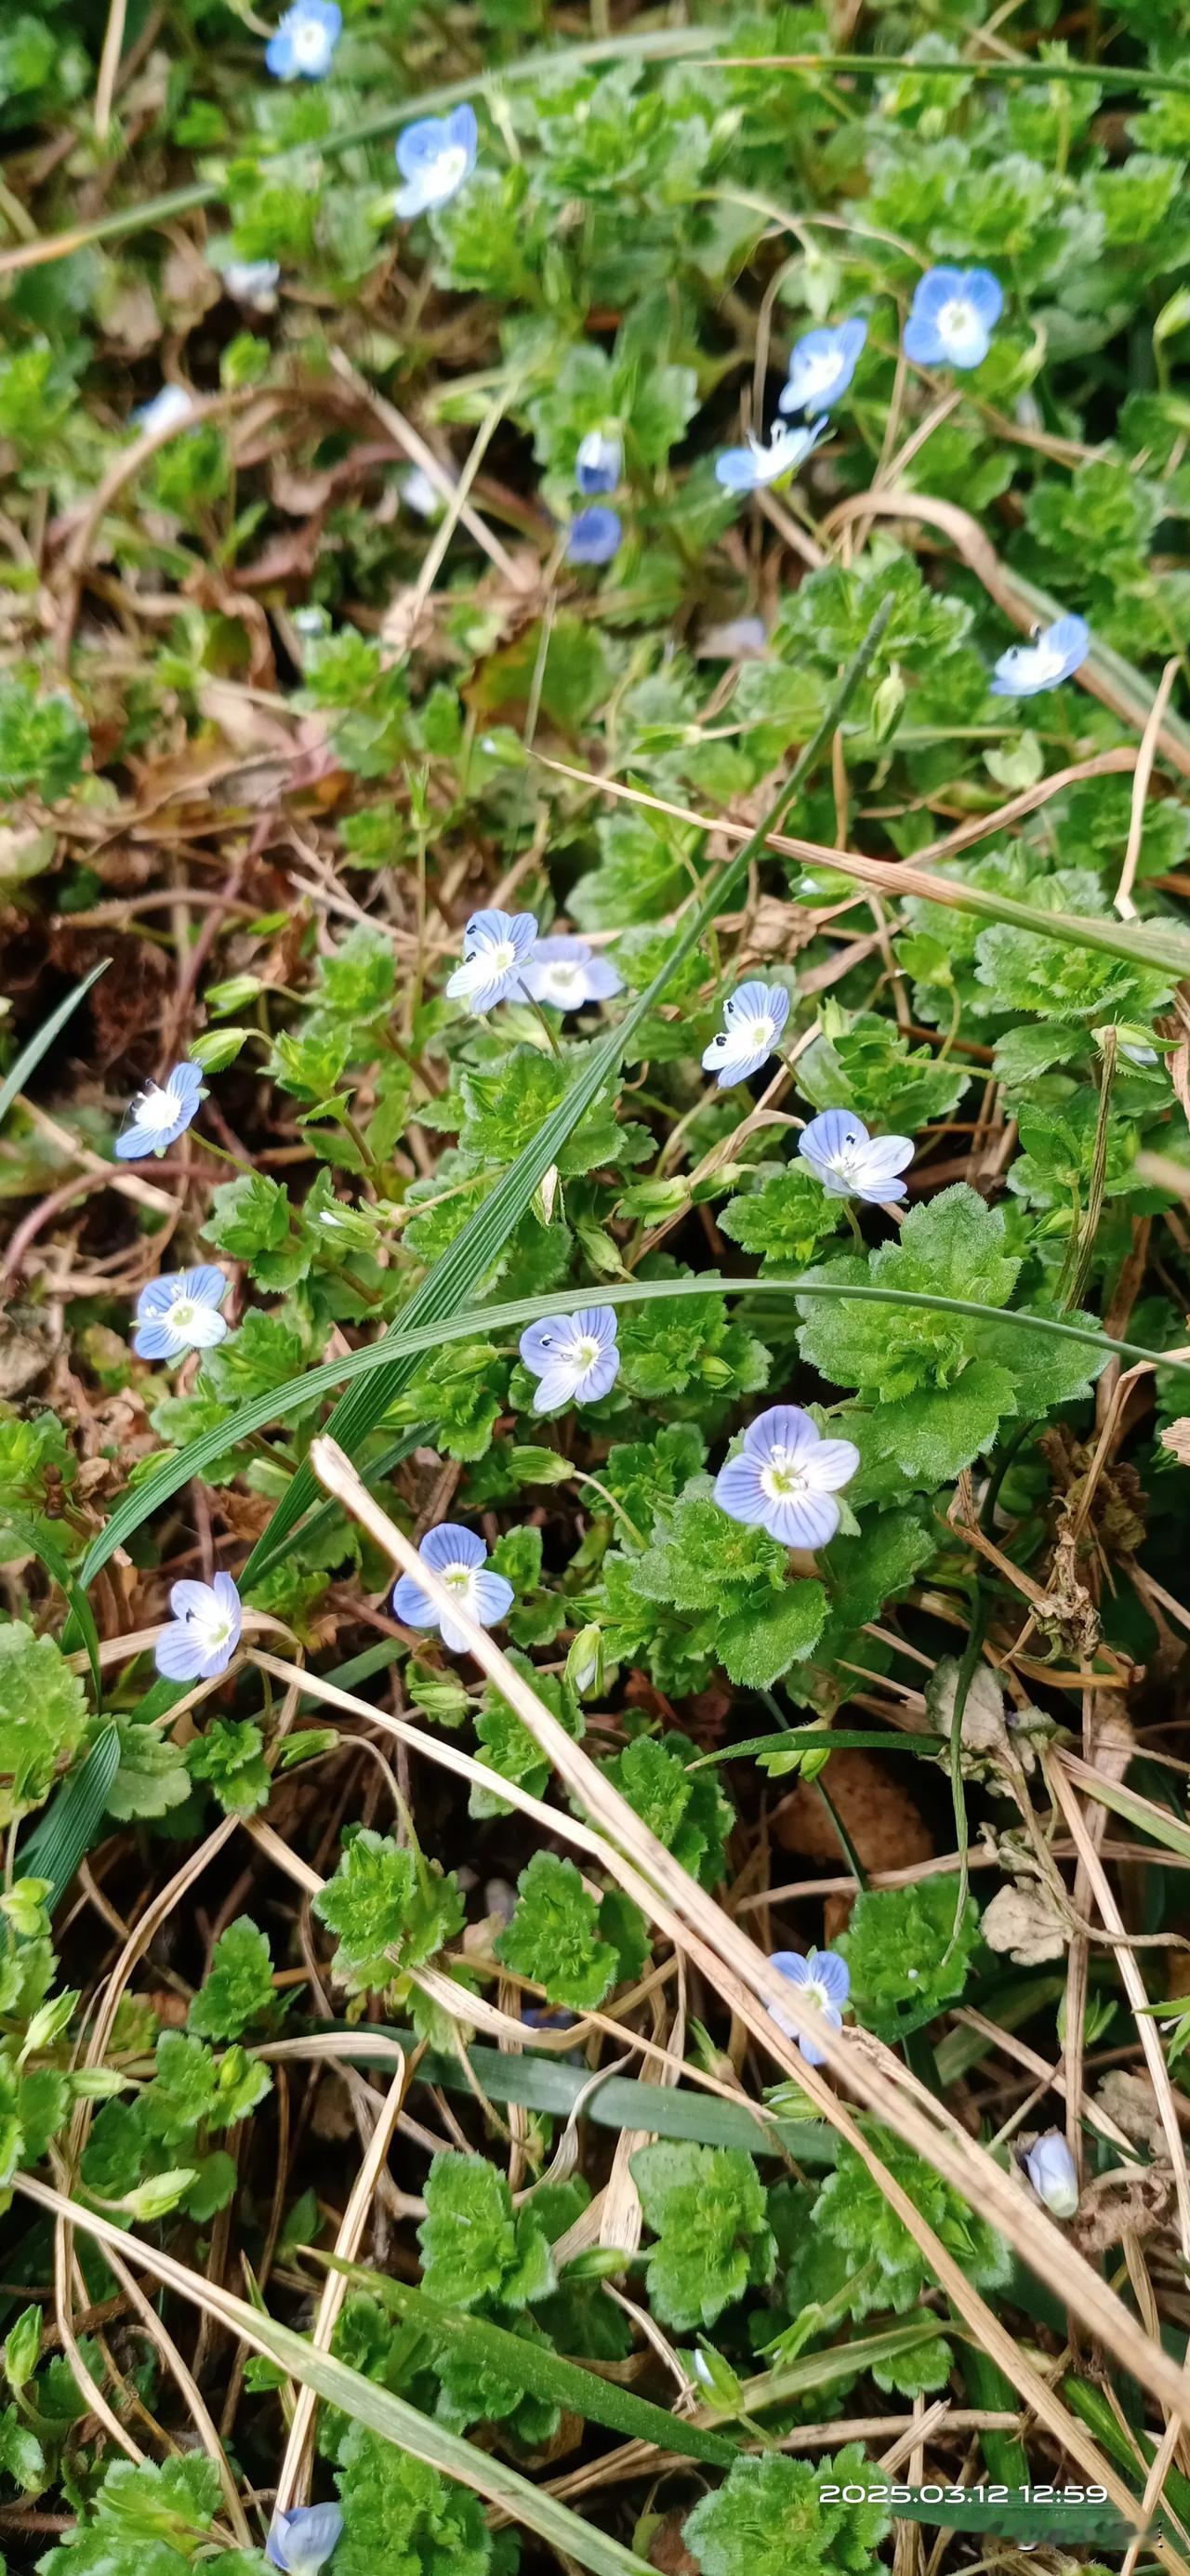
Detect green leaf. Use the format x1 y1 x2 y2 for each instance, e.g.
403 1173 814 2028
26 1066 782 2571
189 1918 280 2042
683 2446 892 2576
631 2142 775 2331
0 1625 87 1828
417 2152 556 2312
0 959 109 1136
719 1582 827 1687
602 1736 733 1888
813 2120 1011 2316
495 1852 618 2012
335 2422 491 2576
19 1724 120 1905
187 1719 271 1816
105 1722 191 1823
313 1831 464 1992
841 1877 981 2041
0 678 88 802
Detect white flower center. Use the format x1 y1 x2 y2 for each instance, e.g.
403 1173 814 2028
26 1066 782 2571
736 1013 775 1054
827 1130 866 1178
1021 641 1066 685
938 297 978 350
443 1565 474 1596
292 17 329 64
428 143 469 197
190 1606 232 1651
567 1336 601 1371
800 349 843 398
549 962 581 989
139 1083 180 1134
803 1977 830 2014
760 1448 810 1504
487 939 516 975
169 1299 197 1330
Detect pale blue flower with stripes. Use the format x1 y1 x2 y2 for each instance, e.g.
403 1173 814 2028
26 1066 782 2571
520 1307 620 1412
990 614 1090 698
393 1525 514 1656
133 1266 229 1362
446 908 538 1013
114 1061 205 1159
798 1109 915 1205
267 2504 344 2575
768 1946 851 2065
266 0 341 78
715 418 827 494
904 265 1003 370
155 1575 242 1684
702 981 789 1087
714 1405 859 1550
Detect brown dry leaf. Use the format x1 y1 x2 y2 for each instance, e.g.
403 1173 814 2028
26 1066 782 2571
1069 2163 1172 2258
98 278 162 359
197 680 298 759
162 240 223 333
774 1747 933 1874
1159 1419 1190 1465
982 1881 1067 1965
649 2513 699 2576
1094 2070 1167 2152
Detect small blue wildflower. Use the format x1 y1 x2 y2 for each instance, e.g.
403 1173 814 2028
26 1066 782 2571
155 1575 242 1684
768 1947 850 2066
701 981 789 1088
114 1061 205 1160
565 506 622 566
779 318 866 418
715 418 827 495
400 465 445 520
522 934 623 1011
575 429 623 495
714 1405 860 1551
393 1524 514 1657
1024 2132 1079 2220
265 0 341 78
133 386 195 438
697 615 769 661
903 266 1003 370
267 2504 344 2576
990 614 1090 699
394 104 478 219
445 907 537 1014
223 259 281 312
133 1266 229 1363
798 1109 915 1206
519 1307 620 1413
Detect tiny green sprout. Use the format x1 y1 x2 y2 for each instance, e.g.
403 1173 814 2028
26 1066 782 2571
205 973 267 1014
693 2344 744 2411
188 1025 252 1073
20 1989 79 2065
562 2245 635 2280
565 1624 605 1697
118 2169 201 2222
0 1880 54 1940
3 2305 41 2394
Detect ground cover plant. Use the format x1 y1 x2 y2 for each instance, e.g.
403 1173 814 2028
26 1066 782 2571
3 0 1190 2571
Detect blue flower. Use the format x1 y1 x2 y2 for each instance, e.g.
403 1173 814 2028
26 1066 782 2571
394 104 478 219
223 259 281 312
565 506 622 565
1024 2131 1079 2220
779 318 866 418
392 1524 514 1657
522 935 623 1011
798 1109 915 1206
990 613 1090 698
714 1405 860 1551
133 386 195 437
903 266 1003 370
133 1266 229 1362
400 465 445 521
701 981 789 1087
715 418 827 495
267 2505 344 2576
155 1575 242 1684
114 1061 205 1160
265 0 341 78
519 1307 620 1412
445 907 538 1014
768 1947 850 2067
575 429 623 495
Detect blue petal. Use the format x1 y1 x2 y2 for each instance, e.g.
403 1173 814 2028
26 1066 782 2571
809 1948 850 2005
445 103 478 158
965 267 1004 322
392 1574 437 1629
800 1107 870 1162
565 507 622 565
902 313 945 365
520 1316 565 1374
396 114 450 178
713 1457 770 1526
715 448 759 493
421 1522 485 1573
912 264 966 316
472 1569 514 1627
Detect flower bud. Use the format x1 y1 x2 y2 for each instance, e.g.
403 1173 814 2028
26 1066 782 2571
1024 2130 1078 2219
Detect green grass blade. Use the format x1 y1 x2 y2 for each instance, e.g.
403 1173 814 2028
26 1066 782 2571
79 1263 1188 1593
271 2026 840 2164
238 599 896 1585
0 959 109 1132
324 2267 739 2467
20 1724 121 1906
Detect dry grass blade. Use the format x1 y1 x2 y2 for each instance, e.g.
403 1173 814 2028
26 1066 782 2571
307 1435 1190 2561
